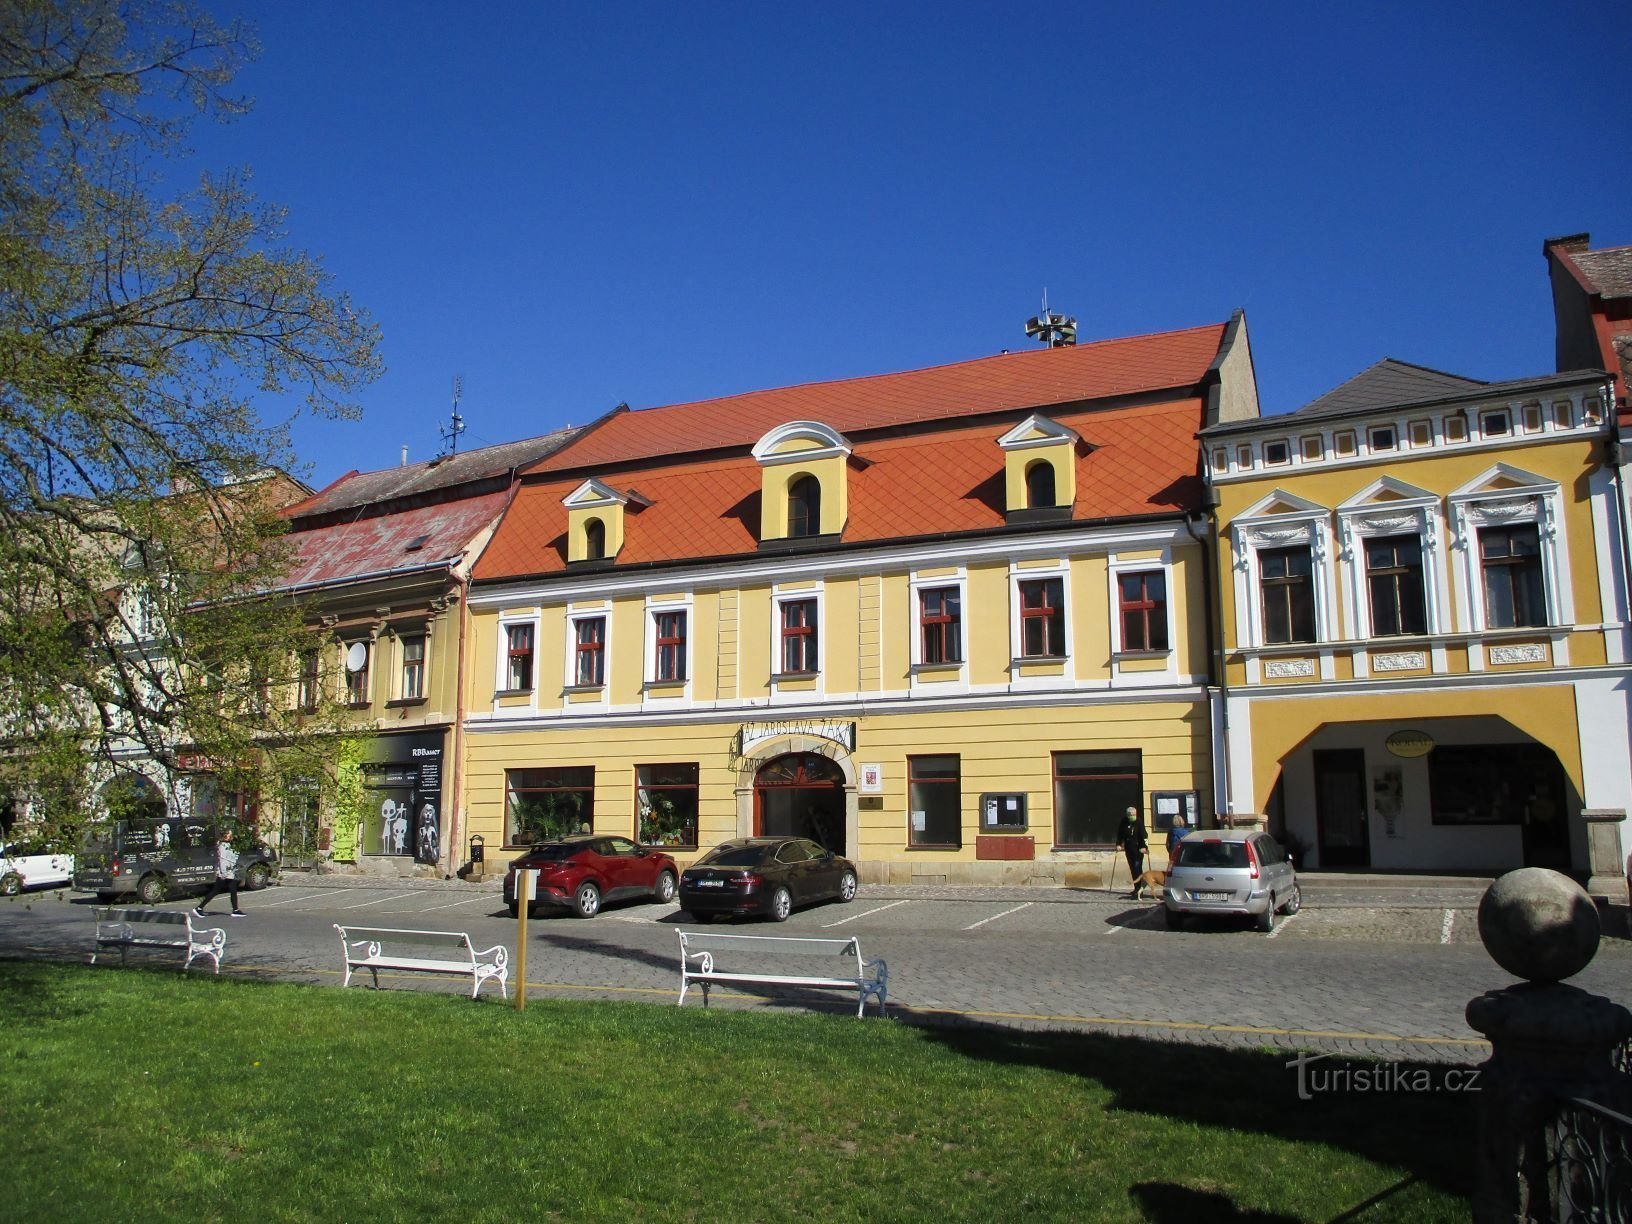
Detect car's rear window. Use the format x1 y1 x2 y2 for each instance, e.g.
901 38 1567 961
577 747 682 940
80 826 114 852
698 844 767 867
525 843 580 860
1173 840 1249 869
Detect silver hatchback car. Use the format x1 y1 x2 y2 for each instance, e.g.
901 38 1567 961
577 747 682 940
1163 829 1301 932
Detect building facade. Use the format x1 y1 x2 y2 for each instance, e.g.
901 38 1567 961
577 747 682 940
459 318 1260 885
1202 359 1631 889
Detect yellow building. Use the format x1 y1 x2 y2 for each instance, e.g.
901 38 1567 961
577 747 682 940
461 318 1260 885
1203 359 1631 890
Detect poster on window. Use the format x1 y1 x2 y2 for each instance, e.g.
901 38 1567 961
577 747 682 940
415 800 440 864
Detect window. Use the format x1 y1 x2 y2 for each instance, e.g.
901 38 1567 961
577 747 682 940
788 475 822 538
1259 547 1315 645
1018 578 1065 659
919 587 962 665
1118 571 1168 652
505 767 594 845
1300 436 1323 461
1429 744 1564 826
298 650 320 713
505 623 534 692
399 634 426 699
908 755 961 848
637 764 698 847
1480 524 1546 628
1369 426 1396 451
1025 461 1056 509
1053 750 1142 847
574 617 606 686
654 611 687 682
1263 440 1290 465
585 518 606 560
1365 535 1426 637
344 642 370 705
1482 410 1511 437
780 598 818 674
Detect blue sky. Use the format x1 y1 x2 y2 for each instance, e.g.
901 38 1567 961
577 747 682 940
197 1 1627 490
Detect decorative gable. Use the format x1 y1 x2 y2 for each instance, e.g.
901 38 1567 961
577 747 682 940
751 421 852 541
997 414 1080 514
562 478 634 562
1338 476 1436 509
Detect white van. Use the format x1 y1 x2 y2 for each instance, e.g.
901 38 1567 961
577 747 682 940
0 843 75 895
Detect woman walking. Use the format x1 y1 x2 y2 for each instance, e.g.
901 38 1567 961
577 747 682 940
194 831 245 917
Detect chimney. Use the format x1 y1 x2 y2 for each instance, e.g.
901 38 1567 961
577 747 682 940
400 445 408 467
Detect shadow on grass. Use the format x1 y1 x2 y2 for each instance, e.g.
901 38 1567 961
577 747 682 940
915 1020 1474 1208
1130 1182 1302 1223
0 957 99 1023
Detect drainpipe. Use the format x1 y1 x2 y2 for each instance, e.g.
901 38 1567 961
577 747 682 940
1184 502 1234 830
446 570 470 880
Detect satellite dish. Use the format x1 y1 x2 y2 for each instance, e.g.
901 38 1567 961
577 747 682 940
345 642 368 673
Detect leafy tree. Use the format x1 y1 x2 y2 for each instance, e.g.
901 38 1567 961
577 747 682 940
0 1 382 845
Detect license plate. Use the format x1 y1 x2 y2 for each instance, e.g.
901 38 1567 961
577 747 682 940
694 879 724 889
1193 891 1231 901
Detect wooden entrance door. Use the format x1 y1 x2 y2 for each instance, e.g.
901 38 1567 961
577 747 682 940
754 754 846 856
1314 748 1370 869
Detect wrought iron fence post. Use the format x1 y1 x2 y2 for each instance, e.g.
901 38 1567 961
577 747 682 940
1465 868 1632 1222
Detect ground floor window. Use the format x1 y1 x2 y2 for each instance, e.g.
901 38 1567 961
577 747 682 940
1053 750 1142 847
1429 744 1564 826
908 755 961 848
506 767 594 846
636 764 698 848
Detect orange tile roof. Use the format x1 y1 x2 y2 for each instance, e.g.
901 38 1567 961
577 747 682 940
474 398 1206 582
526 323 1228 474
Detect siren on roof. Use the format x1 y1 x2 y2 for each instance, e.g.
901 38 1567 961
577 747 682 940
1024 290 1076 348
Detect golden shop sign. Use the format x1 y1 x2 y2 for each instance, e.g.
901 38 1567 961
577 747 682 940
1385 730 1435 759
736 718 856 755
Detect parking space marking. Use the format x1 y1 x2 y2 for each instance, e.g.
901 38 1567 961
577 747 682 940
1104 907 1164 934
963 902 1032 931
822 900 909 928
338 890 418 910
414 895 499 912
1441 909 1455 944
253 889 331 908
1266 911 1300 939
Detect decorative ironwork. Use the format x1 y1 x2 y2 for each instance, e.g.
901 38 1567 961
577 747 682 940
1549 1095 1632 1222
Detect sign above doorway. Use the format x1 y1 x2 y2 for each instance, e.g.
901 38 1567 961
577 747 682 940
739 719 856 754
1385 729 1435 759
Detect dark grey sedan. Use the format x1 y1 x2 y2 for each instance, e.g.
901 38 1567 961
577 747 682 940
679 837 859 922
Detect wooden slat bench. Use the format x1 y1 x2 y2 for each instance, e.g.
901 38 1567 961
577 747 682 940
92 907 226 973
676 930 888 1017
334 925 509 1000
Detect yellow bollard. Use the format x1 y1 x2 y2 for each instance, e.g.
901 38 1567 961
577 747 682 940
515 868 536 1012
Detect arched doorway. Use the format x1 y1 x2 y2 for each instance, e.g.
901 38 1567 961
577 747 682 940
755 753 846 855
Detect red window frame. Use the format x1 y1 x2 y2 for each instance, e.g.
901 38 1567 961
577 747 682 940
919 587 962 665
574 617 605 686
1118 571 1168 652
505 623 534 691
654 611 687 682
780 599 818 674
1019 578 1065 658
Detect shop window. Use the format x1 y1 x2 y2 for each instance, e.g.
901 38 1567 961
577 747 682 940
504 623 534 692
344 641 370 705
399 634 426 699
779 598 818 674
584 518 607 560
1365 535 1426 637
788 475 822 538
574 616 606 686
1480 524 1546 628
653 610 687 683
1118 570 1168 652
505 767 594 846
919 587 962 665
1053 750 1142 848
298 649 320 713
1259 547 1315 645
636 764 698 848
908 755 961 848
1025 461 1056 509
1429 744 1563 826
1018 578 1066 659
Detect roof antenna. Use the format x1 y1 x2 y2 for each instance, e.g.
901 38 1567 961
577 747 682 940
439 375 466 458
1025 290 1077 348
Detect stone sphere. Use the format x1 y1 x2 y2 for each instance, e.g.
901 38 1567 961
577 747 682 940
1477 867 1600 982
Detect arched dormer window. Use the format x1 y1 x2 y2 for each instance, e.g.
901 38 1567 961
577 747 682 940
788 475 822 538
1026 460 1057 509
584 518 606 560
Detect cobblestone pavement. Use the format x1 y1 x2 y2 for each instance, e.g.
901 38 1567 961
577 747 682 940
6 878 1626 1065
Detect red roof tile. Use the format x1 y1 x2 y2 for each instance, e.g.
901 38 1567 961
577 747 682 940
526 323 1227 473
474 399 1205 582
280 491 511 590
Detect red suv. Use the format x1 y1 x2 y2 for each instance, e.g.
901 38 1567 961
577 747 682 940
504 835 678 919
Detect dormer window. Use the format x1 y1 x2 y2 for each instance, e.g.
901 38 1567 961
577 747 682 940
788 475 822 538
998 414 1079 518
1025 461 1057 509
563 479 636 563
584 518 606 560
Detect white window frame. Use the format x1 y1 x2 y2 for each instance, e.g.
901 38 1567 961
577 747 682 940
1448 465 1572 635
565 604 612 691
908 570 968 667
1107 551 1177 687
643 594 694 700
496 614 540 696
395 628 429 701
770 582 824 694
1008 560 1072 667
1335 479 1448 642
1229 490 1338 652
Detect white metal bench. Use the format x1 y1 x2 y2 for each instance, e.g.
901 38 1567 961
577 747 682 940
92 907 226 974
334 925 509 1000
676 930 888 1017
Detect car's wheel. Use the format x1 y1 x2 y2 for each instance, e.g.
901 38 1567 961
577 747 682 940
1162 906 1184 930
1256 902 1275 933
0 873 20 897
769 886 792 922
572 881 601 919
1280 884 1302 916
507 901 519 919
136 873 167 905
243 862 272 891
837 870 857 903
652 870 677 904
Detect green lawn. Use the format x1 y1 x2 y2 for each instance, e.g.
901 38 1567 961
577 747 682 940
2 961 1470 1222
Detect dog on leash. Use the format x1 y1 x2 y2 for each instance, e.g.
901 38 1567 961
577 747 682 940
1129 869 1167 901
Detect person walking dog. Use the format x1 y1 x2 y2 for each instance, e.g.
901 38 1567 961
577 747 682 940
194 830 245 917
1115 807 1148 883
